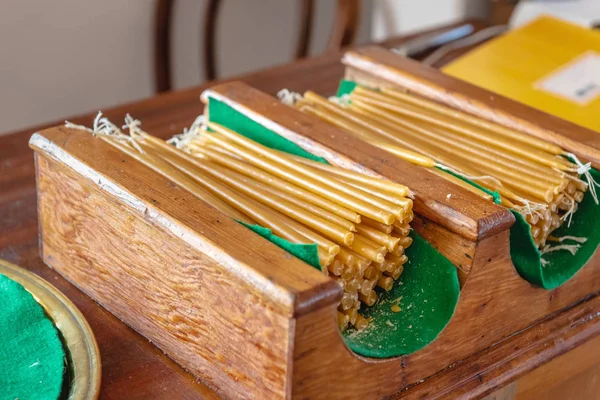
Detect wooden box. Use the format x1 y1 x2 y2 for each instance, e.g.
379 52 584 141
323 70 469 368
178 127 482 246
30 46 600 399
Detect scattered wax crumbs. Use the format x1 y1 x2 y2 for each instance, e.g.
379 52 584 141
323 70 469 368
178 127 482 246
386 320 394 327
408 325 412 329
391 305 401 313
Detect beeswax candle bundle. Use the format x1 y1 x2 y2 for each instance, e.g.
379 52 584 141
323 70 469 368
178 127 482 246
176 122 415 331
68 113 414 331
281 82 600 288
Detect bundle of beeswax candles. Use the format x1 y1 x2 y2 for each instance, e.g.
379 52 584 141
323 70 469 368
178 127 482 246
285 85 598 254
70 113 415 331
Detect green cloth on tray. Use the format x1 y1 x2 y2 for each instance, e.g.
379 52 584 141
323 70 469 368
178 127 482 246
0 274 65 400
206 95 460 358
338 79 600 290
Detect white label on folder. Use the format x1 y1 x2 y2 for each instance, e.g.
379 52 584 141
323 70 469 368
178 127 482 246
535 51 600 105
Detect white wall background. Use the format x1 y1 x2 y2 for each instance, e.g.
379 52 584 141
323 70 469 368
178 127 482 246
0 0 484 135
372 0 487 39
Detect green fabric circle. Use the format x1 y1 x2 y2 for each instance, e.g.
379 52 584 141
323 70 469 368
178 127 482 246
0 274 65 400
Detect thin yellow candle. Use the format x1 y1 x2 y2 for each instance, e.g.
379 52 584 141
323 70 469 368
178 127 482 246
564 174 589 192
400 236 413 249
206 121 403 212
385 265 404 280
303 102 512 197
364 266 378 280
355 314 369 329
318 249 334 269
343 307 359 326
300 104 439 166
349 235 387 263
337 312 349 330
393 224 410 237
290 157 412 208
344 102 560 202
360 217 393 234
350 93 576 172
339 177 413 210
341 264 357 280
146 144 342 255
186 158 355 246
355 224 401 252
139 138 355 257
210 163 357 232
282 150 411 197
193 145 361 223
202 127 398 224
387 253 408 266
372 141 437 168
418 123 569 191
343 248 372 273
371 86 566 155
360 278 376 296
302 91 437 168
328 259 344 275
377 276 394 291
281 215 341 256
359 290 377 307
345 278 360 295
101 137 254 224
410 121 568 187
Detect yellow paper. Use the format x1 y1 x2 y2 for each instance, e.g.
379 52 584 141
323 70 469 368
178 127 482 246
443 16 600 133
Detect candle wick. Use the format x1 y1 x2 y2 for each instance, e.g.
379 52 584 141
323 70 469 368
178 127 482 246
168 115 205 149
565 152 600 205
277 89 302 106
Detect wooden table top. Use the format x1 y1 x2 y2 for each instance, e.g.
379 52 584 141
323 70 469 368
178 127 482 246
2 20 600 399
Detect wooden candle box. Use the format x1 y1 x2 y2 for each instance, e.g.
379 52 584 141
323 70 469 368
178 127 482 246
30 47 600 399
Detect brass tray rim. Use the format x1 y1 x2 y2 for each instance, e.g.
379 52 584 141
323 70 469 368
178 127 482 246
0 259 101 400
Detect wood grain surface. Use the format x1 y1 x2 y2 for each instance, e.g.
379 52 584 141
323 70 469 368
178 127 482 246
2 20 600 399
36 153 289 399
287 225 600 399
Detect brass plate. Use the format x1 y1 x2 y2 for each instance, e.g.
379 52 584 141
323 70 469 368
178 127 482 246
0 259 101 399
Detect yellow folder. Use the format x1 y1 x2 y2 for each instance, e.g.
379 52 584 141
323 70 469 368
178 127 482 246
443 16 600 133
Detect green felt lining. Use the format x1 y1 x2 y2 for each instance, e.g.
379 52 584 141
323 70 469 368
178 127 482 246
338 79 600 290
0 274 65 400
206 95 460 357
237 221 322 272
